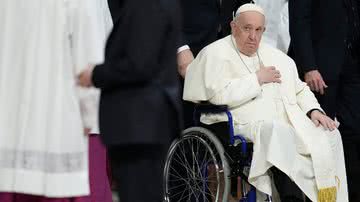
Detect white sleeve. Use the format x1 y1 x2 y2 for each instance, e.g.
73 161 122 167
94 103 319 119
209 73 262 108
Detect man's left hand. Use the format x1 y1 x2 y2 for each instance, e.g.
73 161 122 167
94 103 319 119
310 110 338 131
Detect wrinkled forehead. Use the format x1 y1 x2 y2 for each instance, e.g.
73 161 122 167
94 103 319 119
237 11 265 27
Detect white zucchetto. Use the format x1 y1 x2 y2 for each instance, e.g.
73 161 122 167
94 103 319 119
235 3 265 17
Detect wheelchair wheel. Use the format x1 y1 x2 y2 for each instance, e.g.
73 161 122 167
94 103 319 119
163 127 230 202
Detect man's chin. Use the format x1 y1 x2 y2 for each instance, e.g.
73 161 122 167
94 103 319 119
243 49 257 56
245 45 257 51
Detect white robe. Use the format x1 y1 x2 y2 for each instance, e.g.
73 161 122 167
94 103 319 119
0 0 110 197
255 0 290 53
183 36 348 201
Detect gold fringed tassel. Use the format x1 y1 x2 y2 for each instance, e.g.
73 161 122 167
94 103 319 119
318 187 337 202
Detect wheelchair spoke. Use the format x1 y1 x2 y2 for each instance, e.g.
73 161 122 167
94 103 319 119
179 140 198 178
188 138 207 183
174 141 204 182
172 148 193 173
164 129 229 202
189 184 216 202
171 187 191 202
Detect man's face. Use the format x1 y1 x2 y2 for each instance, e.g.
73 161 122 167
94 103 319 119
231 11 265 56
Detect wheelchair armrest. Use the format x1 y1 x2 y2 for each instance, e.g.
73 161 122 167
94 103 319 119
194 103 243 147
194 102 228 114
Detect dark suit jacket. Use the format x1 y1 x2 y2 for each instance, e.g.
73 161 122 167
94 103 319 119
92 0 182 146
180 0 250 55
288 0 348 81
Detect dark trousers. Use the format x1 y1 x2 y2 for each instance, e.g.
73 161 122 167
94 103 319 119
315 53 360 201
272 168 311 202
109 144 169 202
180 77 195 128
182 100 195 128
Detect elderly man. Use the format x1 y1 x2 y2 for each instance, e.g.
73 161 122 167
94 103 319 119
184 4 348 202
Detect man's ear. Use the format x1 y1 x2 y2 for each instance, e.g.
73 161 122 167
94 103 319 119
230 21 236 33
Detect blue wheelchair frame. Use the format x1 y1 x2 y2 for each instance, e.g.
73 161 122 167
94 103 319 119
193 104 269 202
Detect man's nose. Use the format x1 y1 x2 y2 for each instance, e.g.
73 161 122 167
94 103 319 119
249 31 256 40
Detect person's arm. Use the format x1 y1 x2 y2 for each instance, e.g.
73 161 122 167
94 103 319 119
183 49 263 106
291 59 323 113
288 0 316 72
290 60 337 130
176 0 197 78
177 30 193 78
183 46 282 107
177 48 194 78
209 65 281 108
289 0 328 94
209 73 262 108
92 0 171 89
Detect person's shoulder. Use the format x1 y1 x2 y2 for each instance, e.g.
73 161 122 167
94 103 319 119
199 36 234 58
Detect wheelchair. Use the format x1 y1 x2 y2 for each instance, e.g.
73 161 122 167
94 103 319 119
163 103 272 202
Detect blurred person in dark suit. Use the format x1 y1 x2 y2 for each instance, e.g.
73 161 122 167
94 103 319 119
289 0 360 200
78 0 182 201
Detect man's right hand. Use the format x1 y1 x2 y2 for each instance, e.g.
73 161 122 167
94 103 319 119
84 128 91 136
256 66 282 85
177 49 194 78
304 70 328 95
78 65 95 87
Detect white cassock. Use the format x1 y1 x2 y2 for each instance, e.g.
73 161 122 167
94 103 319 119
254 0 290 53
183 36 348 202
0 0 110 197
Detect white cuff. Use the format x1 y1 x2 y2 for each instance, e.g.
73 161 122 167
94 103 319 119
177 45 190 53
